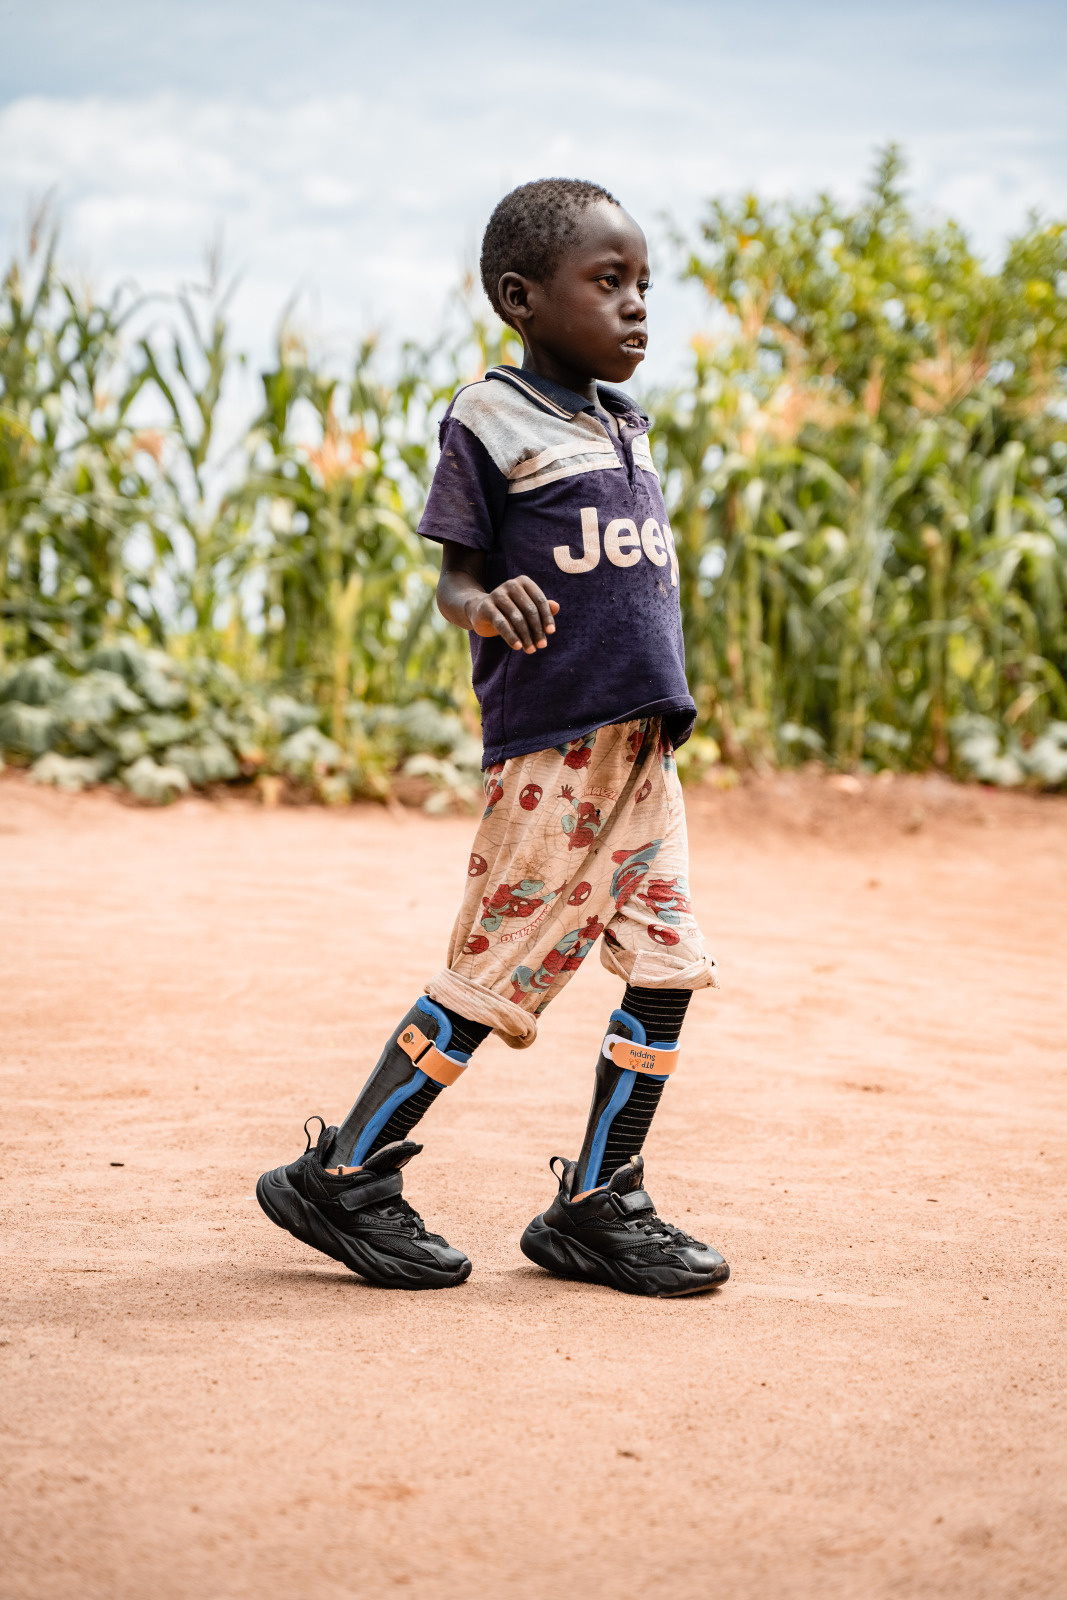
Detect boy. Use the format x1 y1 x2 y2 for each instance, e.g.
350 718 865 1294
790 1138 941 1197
257 179 729 1297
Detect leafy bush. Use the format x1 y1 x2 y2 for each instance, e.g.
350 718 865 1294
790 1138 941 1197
0 637 483 806
950 713 1067 787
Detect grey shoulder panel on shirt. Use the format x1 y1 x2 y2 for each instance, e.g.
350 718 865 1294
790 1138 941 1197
631 431 658 477
450 377 621 492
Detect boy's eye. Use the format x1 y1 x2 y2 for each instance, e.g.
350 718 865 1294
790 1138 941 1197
596 274 653 293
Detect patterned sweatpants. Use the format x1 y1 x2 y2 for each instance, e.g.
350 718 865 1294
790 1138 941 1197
424 718 717 1049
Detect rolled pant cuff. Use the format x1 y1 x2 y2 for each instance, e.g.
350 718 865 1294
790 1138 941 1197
598 942 720 991
424 970 539 1050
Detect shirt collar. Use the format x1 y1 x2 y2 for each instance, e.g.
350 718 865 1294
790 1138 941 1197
485 365 648 426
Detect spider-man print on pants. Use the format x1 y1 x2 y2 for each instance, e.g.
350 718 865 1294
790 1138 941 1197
423 718 717 1048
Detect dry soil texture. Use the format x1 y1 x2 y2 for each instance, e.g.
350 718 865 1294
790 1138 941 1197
1 771 1065 1600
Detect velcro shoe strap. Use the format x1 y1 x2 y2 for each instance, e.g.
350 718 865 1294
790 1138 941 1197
396 1023 468 1086
603 1036 679 1076
611 1188 656 1217
337 1170 404 1211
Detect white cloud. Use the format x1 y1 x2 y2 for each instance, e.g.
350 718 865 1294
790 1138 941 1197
2 1 1065 390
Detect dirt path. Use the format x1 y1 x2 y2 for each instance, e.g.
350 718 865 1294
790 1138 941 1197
1 772 1064 1599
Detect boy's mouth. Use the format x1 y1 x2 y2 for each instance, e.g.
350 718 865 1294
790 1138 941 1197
622 334 647 352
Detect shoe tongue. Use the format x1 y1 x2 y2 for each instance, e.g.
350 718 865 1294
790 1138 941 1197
606 1154 645 1194
361 1139 422 1174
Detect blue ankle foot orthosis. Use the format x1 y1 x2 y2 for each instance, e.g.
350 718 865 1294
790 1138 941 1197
574 1008 680 1192
330 996 473 1168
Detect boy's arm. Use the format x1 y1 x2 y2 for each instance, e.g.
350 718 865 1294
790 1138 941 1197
437 541 559 655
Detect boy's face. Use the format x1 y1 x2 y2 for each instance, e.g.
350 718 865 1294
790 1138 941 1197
499 201 651 385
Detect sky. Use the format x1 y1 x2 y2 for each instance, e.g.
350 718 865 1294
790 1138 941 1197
2 0 1067 387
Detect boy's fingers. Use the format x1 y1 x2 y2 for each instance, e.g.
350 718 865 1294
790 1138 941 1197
517 578 557 638
502 597 538 651
493 583 544 651
511 590 549 648
487 606 522 649
534 593 556 636
484 582 558 651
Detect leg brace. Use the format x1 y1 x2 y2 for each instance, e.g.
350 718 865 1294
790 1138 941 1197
330 997 470 1168
574 1008 679 1193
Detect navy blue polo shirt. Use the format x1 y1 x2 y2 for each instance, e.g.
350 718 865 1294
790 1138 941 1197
417 365 695 768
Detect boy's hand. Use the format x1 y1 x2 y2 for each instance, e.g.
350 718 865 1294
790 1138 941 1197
436 543 558 653
465 577 559 654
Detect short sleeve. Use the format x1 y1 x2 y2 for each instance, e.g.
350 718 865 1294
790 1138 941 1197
417 416 509 551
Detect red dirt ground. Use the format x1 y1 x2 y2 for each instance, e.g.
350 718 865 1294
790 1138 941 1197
1 769 1065 1599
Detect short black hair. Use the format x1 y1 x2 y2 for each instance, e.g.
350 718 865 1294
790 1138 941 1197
480 178 620 323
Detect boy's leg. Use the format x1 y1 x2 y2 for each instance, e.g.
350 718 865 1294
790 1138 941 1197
329 1000 491 1168
518 728 729 1295
573 983 690 1193
256 998 490 1291
256 735 573 1290
574 727 715 1192
519 979 729 1298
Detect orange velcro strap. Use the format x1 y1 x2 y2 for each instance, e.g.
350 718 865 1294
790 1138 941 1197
603 1036 679 1076
396 1022 468 1087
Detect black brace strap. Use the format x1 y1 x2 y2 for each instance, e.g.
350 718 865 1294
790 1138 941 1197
337 1170 404 1211
611 1188 656 1218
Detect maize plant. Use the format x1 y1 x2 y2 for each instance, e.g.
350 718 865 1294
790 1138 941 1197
2 151 1067 800
654 147 1067 778
0 216 156 660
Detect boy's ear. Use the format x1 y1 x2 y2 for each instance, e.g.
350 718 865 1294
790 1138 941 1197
498 272 534 327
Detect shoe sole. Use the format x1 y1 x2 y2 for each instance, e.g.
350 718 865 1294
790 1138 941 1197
519 1214 729 1298
256 1164 471 1290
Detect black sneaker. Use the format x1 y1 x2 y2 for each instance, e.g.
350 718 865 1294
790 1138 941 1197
256 1118 471 1290
520 1154 729 1297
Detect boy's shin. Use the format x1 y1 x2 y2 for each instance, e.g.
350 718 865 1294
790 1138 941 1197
574 1007 678 1192
330 997 472 1168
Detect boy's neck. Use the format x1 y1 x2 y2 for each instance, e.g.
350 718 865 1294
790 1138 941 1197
519 349 600 406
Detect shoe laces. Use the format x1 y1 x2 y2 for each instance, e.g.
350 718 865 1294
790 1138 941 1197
622 1208 696 1252
364 1195 426 1235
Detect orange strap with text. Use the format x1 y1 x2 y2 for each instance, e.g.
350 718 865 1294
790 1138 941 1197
603 1036 679 1076
397 1022 469 1087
